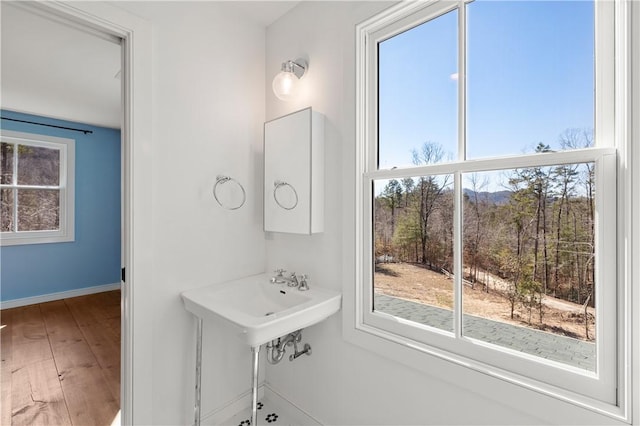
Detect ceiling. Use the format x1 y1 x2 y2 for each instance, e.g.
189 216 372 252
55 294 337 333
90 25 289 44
1 2 122 129
0 2 299 130
220 1 299 27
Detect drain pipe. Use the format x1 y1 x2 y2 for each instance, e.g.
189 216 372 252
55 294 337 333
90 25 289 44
266 330 312 364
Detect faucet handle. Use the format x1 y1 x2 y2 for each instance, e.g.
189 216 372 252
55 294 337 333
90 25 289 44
274 268 286 277
298 274 309 291
287 272 299 287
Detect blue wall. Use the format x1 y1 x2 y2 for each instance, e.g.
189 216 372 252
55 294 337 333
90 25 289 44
1 110 121 302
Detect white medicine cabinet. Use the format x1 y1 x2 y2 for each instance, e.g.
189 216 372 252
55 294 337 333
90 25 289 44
264 107 324 234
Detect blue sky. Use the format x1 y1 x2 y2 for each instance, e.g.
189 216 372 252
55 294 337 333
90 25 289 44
378 0 595 170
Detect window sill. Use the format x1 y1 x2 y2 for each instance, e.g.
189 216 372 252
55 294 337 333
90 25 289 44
1 232 75 246
342 307 628 424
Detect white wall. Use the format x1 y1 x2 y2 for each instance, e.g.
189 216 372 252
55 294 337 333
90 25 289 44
116 2 267 424
264 2 629 425
65 1 636 424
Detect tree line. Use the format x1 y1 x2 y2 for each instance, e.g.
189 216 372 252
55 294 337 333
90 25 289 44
374 129 595 338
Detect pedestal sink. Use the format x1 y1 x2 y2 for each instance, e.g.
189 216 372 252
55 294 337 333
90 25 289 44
181 273 341 426
181 273 341 346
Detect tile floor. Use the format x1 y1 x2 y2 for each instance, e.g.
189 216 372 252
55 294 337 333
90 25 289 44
222 397 317 426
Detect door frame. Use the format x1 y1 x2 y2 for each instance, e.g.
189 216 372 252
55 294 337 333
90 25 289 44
26 1 154 424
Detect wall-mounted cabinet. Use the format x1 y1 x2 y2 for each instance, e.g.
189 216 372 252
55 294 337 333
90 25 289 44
264 107 324 234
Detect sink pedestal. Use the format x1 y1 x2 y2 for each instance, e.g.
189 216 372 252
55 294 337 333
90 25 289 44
192 321 262 426
194 318 203 426
250 346 260 426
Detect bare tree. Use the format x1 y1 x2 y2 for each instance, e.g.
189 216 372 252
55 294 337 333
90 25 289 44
411 142 451 266
465 173 489 288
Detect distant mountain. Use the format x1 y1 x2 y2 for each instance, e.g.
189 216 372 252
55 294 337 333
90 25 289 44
463 189 512 205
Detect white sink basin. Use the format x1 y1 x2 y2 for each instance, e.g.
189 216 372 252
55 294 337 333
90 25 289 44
181 273 341 347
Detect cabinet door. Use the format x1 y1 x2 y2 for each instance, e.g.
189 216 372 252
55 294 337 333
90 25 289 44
264 108 317 234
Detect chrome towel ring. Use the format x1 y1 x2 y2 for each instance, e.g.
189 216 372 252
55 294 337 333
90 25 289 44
273 180 298 210
213 175 246 210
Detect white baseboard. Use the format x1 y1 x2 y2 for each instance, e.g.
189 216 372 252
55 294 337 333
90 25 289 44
203 385 266 425
201 383 322 426
0 282 121 309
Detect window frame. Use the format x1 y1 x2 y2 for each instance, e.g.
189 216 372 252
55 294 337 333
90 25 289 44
1 130 75 246
351 0 631 420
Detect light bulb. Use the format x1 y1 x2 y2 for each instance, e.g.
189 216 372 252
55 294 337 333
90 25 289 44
272 70 298 101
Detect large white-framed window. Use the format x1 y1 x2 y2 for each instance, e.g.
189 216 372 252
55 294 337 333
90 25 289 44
353 0 631 418
1 130 75 246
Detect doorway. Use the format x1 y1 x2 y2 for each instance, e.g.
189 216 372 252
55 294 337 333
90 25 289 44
2 2 152 423
0 2 134 424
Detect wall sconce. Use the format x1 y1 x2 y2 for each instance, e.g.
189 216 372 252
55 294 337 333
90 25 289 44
272 58 308 101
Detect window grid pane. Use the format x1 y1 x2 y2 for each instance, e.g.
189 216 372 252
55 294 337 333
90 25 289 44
373 175 454 332
16 188 60 232
17 144 60 186
1 142 15 185
465 0 595 160
461 164 596 371
377 9 458 170
1 188 15 232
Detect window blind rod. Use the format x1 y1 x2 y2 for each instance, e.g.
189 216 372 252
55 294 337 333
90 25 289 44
1 117 93 135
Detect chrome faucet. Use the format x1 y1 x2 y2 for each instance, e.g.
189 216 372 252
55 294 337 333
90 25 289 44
270 269 298 287
283 272 299 287
270 269 308 290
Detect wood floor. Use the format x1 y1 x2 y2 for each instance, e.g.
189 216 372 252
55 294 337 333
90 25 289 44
1 290 121 426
